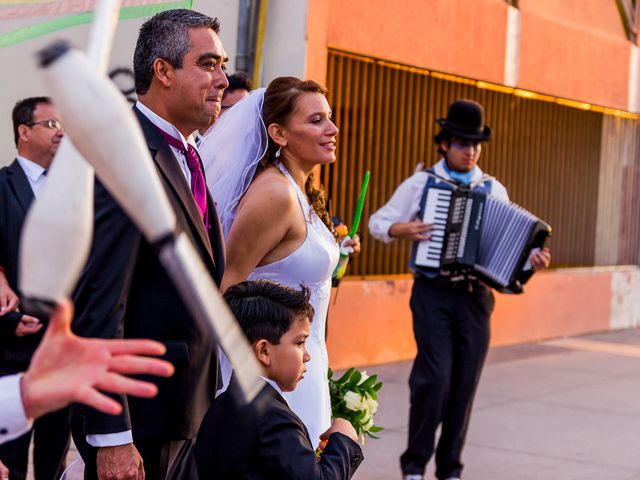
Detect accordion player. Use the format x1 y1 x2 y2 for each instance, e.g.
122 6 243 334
410 173 551 293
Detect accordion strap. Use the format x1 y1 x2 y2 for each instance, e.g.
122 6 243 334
424 170 494 191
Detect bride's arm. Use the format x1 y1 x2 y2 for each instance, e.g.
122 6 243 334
221 176 297 292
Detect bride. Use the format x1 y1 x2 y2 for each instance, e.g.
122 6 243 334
199 76 360 445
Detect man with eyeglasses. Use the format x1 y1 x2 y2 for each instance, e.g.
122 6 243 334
0 96 68 480
369 99 550 480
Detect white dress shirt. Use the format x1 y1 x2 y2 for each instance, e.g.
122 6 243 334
262 377 290 407
369 159 508 243
0 374 32 445
16 155 48 198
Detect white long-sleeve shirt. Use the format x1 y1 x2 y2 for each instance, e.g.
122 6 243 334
0 374 32 444
369 159 508 243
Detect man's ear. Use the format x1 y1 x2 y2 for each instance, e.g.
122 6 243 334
267 123 287 148
152 58 174 88
440 140 449 152
254 339 271 367
17 124 30 145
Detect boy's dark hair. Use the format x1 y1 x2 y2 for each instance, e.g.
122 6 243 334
12 96 51 146
223 72 252 98
224 280 314 345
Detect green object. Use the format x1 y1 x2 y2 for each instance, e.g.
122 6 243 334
348 171 370 237
332 171 371 282
0 0 192 49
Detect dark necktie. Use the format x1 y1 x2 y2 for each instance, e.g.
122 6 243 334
158 129 209 229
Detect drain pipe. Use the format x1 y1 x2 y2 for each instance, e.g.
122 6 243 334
235 0 252 74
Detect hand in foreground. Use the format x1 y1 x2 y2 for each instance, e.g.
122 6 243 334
97 444 144 480
339 234 361 257
14 314 42 337
20 298 174 420
0 459 8 480
320 417 358 443
388 221 435 241
0 273 19 315
530 247 551 271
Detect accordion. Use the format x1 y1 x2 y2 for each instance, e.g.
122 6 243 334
412 186 551 293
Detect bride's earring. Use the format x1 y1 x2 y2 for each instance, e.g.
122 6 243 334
275 146 282 159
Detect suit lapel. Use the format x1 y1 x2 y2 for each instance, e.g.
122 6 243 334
134 108 214 261
6 160 34 214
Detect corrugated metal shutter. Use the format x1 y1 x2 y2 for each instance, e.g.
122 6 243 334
324 49 639 275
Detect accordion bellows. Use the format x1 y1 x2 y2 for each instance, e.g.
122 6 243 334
414 187 551 293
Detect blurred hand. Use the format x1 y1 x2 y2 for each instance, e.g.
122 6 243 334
340 234 361 257
0 459 9 480
530 247 551 271
20 298 174 420
14 315 42 337
0 273 19 315
389 221 435 241
97 444 144 480
320 417 358 443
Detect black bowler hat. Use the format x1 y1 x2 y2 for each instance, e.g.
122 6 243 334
434 99 492 143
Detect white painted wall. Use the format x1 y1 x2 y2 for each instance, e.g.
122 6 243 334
259 0 308 87
504 5 520 88
0 0 239 166
610 267 640 330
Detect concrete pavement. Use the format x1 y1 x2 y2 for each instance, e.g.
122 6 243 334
354 328 640 480
27 328 640 479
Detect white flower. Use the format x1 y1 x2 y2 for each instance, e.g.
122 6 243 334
362 393 378 415
362 416 374 432
357 371 369 385
344 390 363 411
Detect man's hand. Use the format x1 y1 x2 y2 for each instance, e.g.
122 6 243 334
20 298 174 420
14 314 42 337
388 221 435 241
0 272 19 315
0 459 9 480
320 417 358 443
97 444 144 480
530 247 551 271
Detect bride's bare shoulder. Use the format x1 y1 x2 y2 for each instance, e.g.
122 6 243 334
246 167 297 202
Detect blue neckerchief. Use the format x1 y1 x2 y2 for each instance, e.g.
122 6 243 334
442 159 477 186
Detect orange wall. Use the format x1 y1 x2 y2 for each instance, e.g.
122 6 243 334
319 0 508 84
305 0 633 110
327 269 614 370
305 0 331 84
518 0 630 109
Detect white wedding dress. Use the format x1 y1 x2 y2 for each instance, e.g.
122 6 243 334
247 162 340 446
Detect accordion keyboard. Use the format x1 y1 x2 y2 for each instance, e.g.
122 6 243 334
414 188 452 268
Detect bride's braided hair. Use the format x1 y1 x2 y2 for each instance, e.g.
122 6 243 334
260 77 337 240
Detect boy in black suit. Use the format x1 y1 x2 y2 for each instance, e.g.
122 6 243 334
195 280 364 479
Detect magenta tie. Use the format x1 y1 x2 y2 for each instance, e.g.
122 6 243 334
158 129 209 229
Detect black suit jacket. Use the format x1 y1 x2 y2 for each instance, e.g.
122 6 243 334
71 107 225 441
195 379 364 479
0 160 44 366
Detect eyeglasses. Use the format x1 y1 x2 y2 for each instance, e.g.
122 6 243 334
451 140 481 152
26 119 63 132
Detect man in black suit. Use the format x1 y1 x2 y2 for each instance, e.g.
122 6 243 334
196 280 364 479
70 9 228 480
0 97 70 480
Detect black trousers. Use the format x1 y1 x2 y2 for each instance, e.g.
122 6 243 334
72 426 193 480
400 276 494 479
0 365 70 480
